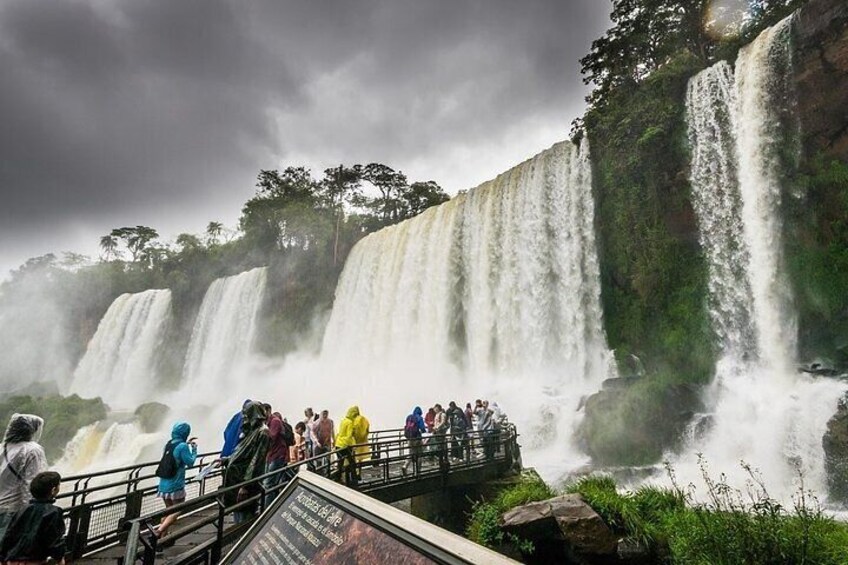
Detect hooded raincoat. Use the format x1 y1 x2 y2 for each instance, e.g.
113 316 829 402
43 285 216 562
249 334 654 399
0 414 47 514
158 422 197 495
223 401 270 507
221 399 251 457
335 407 358 450
352 407 370 462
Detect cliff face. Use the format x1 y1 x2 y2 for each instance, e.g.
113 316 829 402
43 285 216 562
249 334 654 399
795 0 848 161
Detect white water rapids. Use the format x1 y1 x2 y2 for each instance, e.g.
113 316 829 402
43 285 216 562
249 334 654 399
679 16 846 502
68 289 172 409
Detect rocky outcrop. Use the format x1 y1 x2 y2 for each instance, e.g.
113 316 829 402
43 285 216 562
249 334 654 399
823 394 848 503
501 494 618 563
794 0 848 161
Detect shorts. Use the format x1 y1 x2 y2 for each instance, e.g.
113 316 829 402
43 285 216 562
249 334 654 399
157 489 186 501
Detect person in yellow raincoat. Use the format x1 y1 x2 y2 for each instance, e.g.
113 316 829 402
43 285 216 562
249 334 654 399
351 407 370 463
335 407 358 485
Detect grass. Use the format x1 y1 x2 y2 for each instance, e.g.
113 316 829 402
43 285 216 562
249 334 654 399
468 461 848 564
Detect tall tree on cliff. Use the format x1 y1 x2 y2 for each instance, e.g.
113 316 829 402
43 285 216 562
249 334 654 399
582 0 806 108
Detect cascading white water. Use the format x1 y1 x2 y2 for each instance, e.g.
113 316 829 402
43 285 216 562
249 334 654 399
54 421 163 487
682 16 846 500
69 290 172 409
182 267 268 389
322 139 615 477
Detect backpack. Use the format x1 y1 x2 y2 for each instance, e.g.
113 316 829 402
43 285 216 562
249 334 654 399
404 415 421 439
155 441 179 479
281 421 295 446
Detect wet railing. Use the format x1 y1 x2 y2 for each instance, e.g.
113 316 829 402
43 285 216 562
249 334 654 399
61 425 521 563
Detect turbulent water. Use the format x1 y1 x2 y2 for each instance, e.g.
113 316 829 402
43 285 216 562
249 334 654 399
69 290 172 409
54 421 160 475
322 139 615 477
682 16 845 500
182 267 268 389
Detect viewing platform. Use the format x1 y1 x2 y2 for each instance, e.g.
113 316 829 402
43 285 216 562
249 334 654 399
59 426 522 564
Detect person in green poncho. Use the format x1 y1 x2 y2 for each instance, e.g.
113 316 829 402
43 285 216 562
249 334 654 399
222 401 270 524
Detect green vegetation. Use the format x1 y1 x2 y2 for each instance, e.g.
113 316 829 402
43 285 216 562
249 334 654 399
466 471 555 554
472 468 848 564
786 155 848 367
567 467 848 564
0 394 107 462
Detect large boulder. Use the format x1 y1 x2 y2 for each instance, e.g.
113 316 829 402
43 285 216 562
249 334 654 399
823 394 848 503
501 494 618 560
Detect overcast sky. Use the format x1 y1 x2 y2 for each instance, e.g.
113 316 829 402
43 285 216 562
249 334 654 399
0 0 611 278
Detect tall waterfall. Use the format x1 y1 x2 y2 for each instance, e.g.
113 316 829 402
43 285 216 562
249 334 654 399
683 16 845 498
322 139 614 476
69 290 172 409
182 267 268 389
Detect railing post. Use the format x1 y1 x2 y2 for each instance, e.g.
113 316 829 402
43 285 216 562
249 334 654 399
211 499 226 564
67 503 92 559
120 490 144 543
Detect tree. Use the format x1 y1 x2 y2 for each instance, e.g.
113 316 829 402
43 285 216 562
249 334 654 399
320 165 362 265
99 235 120 261
361 163 409 223
401 181 450 219
107 226 160 263
206 222 224 246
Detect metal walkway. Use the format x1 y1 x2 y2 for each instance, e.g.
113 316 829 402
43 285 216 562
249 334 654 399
59 426 521 564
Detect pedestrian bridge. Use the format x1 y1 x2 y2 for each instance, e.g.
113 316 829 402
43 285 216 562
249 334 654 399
60 426 522 564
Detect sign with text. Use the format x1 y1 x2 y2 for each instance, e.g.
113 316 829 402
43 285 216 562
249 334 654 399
226 483 437 565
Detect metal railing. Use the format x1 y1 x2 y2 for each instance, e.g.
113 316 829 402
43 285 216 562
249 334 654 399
61 425 521 563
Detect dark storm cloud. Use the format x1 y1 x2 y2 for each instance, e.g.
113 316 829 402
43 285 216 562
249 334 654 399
0 0 610 275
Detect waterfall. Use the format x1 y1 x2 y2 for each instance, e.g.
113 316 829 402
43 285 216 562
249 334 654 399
182 267 268 389
322 139 614 476
683 16 846 499
54 421 162 479
69 290 172 409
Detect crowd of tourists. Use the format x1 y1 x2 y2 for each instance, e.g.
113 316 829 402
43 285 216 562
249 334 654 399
0 398 508 559
401 399 508 475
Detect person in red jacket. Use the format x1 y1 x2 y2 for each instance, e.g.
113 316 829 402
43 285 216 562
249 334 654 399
263 411 289 507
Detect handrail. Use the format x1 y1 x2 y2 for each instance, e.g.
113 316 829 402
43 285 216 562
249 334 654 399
123 425 520 564
62 424 520 562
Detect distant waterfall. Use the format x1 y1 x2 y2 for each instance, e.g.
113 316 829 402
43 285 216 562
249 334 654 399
54 420 162 478
683 16 845 498
182 267 268 388
69 290 172 408
323 140 614 472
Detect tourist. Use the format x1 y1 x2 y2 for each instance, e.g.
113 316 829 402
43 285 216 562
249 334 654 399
432 404 448 458
352 406 371 466
221 399 251 459
475 402 496 460
401 407 427 476
424 407 436 433
465 403 474 429
154 422 198 539
335 407 359 485
263 411 289 507
0 471 65 564
0 414 48 540
223 401 270 524
290 422 307 463
446 401 468 461
314 410 335 457
303 408 320 459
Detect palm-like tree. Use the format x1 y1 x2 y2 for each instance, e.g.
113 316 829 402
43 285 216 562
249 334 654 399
206 221 224 245
99 234 119 261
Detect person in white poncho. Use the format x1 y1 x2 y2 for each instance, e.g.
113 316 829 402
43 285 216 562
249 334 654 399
0 414 48 540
